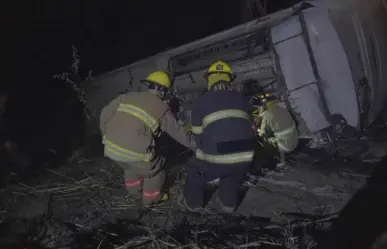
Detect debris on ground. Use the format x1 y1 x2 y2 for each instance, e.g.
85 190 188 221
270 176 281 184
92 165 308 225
0 143 382 248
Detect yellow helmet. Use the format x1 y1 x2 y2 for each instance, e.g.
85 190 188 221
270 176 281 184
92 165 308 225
204 60 236 90
141 71 171 89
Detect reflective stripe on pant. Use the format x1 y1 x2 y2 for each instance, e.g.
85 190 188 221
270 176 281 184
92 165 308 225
116 159 166 205
124 177 144 191
143 190 161 199
274 124 298 152
183 158 250 208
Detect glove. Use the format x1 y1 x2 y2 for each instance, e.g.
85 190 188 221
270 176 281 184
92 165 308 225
266 137 278 148
183 123 192 133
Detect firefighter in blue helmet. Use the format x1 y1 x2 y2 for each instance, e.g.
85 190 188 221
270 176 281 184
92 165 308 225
177 60 255 213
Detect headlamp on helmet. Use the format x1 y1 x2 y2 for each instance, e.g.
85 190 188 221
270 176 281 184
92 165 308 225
250 93 276 106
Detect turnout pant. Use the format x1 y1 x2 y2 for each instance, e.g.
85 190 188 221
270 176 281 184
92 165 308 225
251 142 277 174
116 157 166 205
251 141 288 174
184 158 250 209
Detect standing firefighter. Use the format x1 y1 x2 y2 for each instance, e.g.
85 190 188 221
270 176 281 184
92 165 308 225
250 92 298 169
178 61 256 213
100 71 196 207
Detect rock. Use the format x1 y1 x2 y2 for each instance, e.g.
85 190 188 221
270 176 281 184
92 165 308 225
367 141 387 158
360 141 387 162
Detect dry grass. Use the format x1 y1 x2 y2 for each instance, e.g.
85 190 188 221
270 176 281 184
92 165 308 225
0 154 345 249
1 209 337 249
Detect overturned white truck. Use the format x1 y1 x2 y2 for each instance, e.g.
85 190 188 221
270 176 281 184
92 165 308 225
81 0 387 154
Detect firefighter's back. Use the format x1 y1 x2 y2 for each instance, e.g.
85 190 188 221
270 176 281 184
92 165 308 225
265 105 295 133
103 92 169 156
193 90 255 155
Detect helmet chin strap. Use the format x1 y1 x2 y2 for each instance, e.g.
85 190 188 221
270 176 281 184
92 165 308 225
149 89 170 101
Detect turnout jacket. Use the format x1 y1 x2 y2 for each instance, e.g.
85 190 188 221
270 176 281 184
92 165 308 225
191 90 255 164
257 104 298 152
100 92 196 164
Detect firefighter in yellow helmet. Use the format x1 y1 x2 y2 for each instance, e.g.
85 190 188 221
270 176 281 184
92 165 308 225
141 71 171 99
177 61 255 213
99 70 196 207
250 92 299 169
206 60 236 90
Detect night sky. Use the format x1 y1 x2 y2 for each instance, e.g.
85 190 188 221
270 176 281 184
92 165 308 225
2 0 299 158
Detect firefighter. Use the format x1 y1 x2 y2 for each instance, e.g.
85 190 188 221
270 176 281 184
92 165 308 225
250 92 298 169
177 60 256 213
99 71 196 207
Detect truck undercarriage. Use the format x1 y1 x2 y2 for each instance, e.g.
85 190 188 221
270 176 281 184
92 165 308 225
168 2 353 157
81 0 387 163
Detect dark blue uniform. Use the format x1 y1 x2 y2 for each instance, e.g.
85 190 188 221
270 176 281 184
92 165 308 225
184 89 255 209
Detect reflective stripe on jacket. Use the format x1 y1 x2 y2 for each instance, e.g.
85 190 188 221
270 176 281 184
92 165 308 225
117 103 159 133
191 109 250 135
196 149 254 164
258 104 299 152
103 136 153 162
100 92 196 163
191 90 255 164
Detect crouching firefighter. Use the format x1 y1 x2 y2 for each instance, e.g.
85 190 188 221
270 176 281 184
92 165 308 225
177 61 256 213
250 92 298 169
99 71 196 207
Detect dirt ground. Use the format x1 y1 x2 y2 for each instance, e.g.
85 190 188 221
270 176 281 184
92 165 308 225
1 121 387 247
0 154 370 218
0 140 380 248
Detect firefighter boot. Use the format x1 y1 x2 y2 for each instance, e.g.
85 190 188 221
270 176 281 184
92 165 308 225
176 193 202 212
143 192 170 208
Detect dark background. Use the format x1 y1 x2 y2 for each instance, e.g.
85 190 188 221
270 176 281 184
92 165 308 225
2 0 300 160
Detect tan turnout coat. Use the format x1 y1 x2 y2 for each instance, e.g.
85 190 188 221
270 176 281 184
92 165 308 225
100 92 196 163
